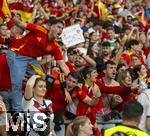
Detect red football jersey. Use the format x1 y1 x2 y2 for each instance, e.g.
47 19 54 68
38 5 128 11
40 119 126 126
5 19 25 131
10 23 63 60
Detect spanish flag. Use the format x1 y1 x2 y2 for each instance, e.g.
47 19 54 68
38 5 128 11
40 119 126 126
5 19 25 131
28 63 45 76
9 2 33 22
95 0 107 19
16 10 32 22
0 0 12 17
0 0 11 24
134 12 147 26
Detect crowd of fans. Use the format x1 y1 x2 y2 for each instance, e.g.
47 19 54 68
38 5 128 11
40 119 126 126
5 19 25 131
0 0 150 136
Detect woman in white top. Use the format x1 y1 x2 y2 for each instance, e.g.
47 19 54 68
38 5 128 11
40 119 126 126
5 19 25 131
22 75 55 136
138 88 150 133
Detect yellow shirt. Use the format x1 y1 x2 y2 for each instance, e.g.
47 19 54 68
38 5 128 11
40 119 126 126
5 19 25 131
104 124 149 136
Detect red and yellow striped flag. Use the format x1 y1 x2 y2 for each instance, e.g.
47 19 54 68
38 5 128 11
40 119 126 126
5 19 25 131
96 0 107 18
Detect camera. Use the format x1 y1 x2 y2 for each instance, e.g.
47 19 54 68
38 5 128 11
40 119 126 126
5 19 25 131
45 75 55 90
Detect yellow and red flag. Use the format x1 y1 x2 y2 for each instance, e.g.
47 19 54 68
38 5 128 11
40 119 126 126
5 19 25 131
0 0 12 17
94 0 107 19
28 63 45 76
9 2 33 22
0 0 12 24
134 12 147 26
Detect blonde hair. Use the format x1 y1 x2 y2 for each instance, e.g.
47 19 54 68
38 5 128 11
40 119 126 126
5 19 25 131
117 70 130 86
72 116 89 136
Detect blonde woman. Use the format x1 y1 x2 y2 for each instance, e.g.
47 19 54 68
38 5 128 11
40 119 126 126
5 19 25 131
66 116 94 136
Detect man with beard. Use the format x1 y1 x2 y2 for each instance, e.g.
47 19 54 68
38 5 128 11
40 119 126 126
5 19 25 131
65 47 77 72
101 42 112 62
73 49 96 71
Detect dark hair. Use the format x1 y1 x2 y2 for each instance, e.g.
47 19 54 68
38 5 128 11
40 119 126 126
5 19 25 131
68 72 81 81
81 66 96 79
89 32 96 37
122 24 131 32
46 16 65 26
122 100 143 120
67 47 75 55
127 40 139 49
107 26 114 31
133 64 142 80
87 42 99 59
74 18 82 23
104 60 116 70
116 63 126 71
102 20 113 29
102 41 110 47
126 68 135 82
87 17 94 24
33 78 45 88
94 19 103 26
95 57 104 72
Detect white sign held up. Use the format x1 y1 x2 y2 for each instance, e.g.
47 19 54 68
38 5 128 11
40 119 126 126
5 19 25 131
61 24 85 47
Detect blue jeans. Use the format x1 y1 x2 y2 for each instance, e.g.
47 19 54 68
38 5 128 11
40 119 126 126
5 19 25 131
6 50 42 111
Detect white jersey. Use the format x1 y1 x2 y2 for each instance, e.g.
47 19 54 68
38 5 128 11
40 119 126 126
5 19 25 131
138 89 150 131
22 97 54 121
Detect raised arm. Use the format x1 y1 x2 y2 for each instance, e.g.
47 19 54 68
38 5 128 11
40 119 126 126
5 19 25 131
12 16 27 29
57 60 70 76
24 75 40 100
37 3 49 20
82 96 99 106
82 54 96 67
96 80 131 94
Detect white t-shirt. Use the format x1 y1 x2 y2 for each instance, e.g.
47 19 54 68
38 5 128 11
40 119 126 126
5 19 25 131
22 97 54 121
138 89 150 131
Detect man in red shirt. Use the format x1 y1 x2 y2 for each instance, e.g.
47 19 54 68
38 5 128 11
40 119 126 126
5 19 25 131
46 72 80 131
76 66 101 125
65 47 77 72
5 16 69 111
46 71 100 132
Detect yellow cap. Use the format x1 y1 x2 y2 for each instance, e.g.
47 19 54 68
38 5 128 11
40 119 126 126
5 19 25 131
114 4 121 9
